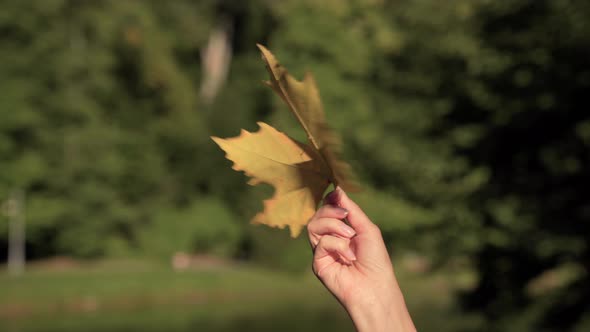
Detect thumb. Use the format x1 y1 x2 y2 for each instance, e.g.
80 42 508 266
325 187 375 233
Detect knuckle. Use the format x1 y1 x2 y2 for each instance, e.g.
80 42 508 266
336 237 348 250
307 215 318 227
311 261 321 278
369 223 382 236
306 226 314 238
307 219 320 234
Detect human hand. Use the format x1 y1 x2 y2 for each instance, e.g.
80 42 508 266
307 187 416 332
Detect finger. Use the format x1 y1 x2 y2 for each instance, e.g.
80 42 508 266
308 217 356 239
324 187 376 233
308 205 352 249
313 235 356 277
313 204 349 221
315 235 356 261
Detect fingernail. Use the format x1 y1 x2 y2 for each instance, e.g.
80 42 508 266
345 248 357 261
335 186 346 199
341 224 356 237
336 207 349 217
324 190 339 205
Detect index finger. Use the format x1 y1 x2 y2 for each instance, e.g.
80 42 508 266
324 187 377 234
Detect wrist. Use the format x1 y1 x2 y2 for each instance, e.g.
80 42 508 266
345 284 416 332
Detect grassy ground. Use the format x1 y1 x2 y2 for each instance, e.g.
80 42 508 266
0 258 483 332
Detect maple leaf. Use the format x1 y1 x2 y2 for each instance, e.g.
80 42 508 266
256 44 358 192
212 122 330 237
211 45 358 237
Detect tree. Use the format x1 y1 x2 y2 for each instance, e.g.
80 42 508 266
258 1 590 329
455 1 590 330
2 1 589 329
0 0 240 257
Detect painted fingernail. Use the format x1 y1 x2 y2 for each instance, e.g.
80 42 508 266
341 224 356 237
324 190 339 205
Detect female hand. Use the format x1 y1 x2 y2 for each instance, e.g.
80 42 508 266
307 187 416 332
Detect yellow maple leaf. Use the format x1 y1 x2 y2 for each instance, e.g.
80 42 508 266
212 122 330 236
211 45 358 237
257 44 358 192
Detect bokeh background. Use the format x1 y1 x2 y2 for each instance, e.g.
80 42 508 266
1 1 589 331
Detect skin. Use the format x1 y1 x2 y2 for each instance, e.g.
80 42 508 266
307 187 417 332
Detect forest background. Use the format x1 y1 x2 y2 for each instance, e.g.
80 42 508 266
1 1 589 331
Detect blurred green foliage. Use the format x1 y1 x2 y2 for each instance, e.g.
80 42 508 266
1 0 589 331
